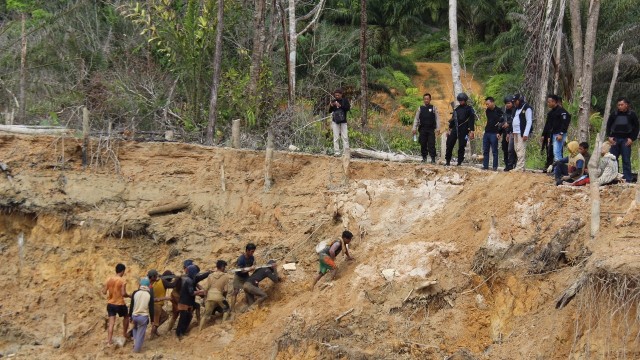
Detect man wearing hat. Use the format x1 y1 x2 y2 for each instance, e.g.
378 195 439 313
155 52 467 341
445 93 477 166
129 277 154 353
499 95 516 171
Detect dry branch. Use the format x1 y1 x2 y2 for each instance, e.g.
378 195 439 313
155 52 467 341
335 308 353 322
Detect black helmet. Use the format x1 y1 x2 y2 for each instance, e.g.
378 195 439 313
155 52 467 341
513 93 524 102
503 95 514 104
456 93 469 102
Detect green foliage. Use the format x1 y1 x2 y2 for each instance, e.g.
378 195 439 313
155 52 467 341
393 71 412 88
485 74 522 98
410 33 449 62
398 110 414 126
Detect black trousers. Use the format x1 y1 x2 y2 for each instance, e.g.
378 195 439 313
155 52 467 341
419 129 436 160
544 140 554 168
445 130 468 165
176 310 193 337
501 135 509 167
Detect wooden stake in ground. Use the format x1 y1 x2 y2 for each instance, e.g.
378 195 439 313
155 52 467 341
220 160 226 192
589 137 601 239
82 106 90 167
264 130 274 192
232 119 240 148
342 149 350 185
600 42 624 138
440 132 447 163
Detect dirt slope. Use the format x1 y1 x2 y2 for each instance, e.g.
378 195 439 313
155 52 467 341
0 134 638 359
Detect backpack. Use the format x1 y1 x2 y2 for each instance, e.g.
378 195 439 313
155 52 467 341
315 240 330 254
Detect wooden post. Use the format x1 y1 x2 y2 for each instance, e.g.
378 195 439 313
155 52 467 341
342 149 350 185
220 160 226 192
232 119 241 148
600 42 624 138
82 106 90 167
589 137 601 239
264 130 274 192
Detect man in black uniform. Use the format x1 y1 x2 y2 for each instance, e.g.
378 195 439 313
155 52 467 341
445 93 476 166
412 93 441 163
499 96 516 171
606 97 640 183
242 260 281 308
542 94 571 171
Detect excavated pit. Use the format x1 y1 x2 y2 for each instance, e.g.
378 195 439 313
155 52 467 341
0 134 639 359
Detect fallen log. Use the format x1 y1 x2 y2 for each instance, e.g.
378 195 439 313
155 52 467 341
350 148 421 163
147 201 190 216
0 125 74 135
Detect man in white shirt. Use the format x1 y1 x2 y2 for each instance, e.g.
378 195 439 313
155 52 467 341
512 94 533 171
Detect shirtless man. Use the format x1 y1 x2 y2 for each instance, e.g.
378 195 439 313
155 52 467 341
103 263 130 345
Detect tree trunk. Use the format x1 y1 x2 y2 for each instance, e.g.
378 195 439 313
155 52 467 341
588 137 601 239
206 0 225 145
359 0 368 128
448 0 463 100
600 42 624 138
553 0 566 94
569 0 583 98
248 0 267 102
19 13 27 123
264 129 274 192
534 0 556 136
576 0 600 143
287 0 296 106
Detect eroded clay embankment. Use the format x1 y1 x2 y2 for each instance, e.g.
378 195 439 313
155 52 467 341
0 134 639 359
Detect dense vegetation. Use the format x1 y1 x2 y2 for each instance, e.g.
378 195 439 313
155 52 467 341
0 0 639 163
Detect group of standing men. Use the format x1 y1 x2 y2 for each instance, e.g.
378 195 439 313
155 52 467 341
412 92 533 170
411 92 638 183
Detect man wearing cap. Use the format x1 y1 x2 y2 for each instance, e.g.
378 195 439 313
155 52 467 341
200 260 232 331
512 94 533 171
129 277 154 353
230 243 256 311
445 93 476 166
242 260 281 308
176 265 205 337
147 269 173 336
499 96 516 171
103 263 130 345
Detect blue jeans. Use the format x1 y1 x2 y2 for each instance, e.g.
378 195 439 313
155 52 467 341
610 137 632 182
552 133 567 161
482 132 499 169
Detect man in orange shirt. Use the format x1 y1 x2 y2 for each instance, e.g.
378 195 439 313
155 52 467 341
103 263 130 345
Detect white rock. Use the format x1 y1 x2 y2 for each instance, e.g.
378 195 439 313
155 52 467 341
381 269 396 281
288 145 299 151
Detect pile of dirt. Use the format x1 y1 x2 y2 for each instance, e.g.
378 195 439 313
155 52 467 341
0 133 639 359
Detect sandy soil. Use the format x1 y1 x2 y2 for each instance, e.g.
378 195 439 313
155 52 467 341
0 134 639 359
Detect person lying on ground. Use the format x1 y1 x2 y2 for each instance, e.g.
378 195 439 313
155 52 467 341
553 141 585 186
595 142 619 186
129 277 154 353
242 260 281 309
200 260 232 331
312 230 354 289
103 263 130 346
